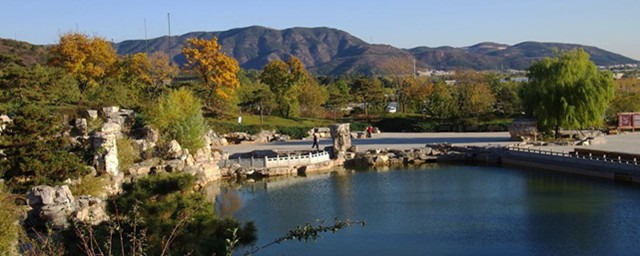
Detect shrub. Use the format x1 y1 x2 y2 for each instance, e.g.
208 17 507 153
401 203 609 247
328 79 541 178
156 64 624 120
0 184 20 254
0 104 90 193
146 88 208 152
64 173 256 256
117 137 140 172
69 174 107 198
277 126 311 139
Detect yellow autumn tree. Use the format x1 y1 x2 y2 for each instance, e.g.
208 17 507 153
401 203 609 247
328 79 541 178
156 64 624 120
121 51 178 98
182 37 240 108
48 32 117 94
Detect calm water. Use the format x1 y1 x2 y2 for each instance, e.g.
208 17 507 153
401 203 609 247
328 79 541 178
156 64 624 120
216 164 640 255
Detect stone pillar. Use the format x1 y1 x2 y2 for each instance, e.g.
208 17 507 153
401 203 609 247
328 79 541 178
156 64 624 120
330 123 351 160
93 122 120 176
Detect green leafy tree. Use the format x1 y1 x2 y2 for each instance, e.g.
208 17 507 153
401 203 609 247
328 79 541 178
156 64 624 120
452 70 495 118
260 57 313 118
397 76 432 113
350 77 386 116
0 60 80 112
521 49 615 137
146 88 208 152
239 84 276 125
325 80 351 120
65 173 256 256
489 75 523 117
425 81 458 119
298 82 328 118
605 78 640 124
0 104 89 192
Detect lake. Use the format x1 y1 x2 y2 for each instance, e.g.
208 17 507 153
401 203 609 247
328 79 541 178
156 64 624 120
216 164 640 255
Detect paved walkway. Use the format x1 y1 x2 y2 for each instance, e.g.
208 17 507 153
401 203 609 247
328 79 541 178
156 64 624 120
218 131 640 155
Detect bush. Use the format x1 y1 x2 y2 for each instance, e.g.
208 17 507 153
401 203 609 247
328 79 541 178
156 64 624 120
69 174 107 198
65 173 257 256
277 126 311 139
0 104 90 193
0 184 20 254
209 122 261 135
117 138 141 172
146 88 208 152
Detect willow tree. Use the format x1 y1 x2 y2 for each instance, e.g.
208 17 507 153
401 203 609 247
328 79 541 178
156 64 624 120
521 49 615 138
48 32 118 94
182 37 240 108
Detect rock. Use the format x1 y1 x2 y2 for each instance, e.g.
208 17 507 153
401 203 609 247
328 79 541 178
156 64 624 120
166 140 183 159
0 114 10 133
27 185 75 230
93 130 119 176
102 106 120 120
164 159 185 172
73 118 88 136
72 196 109 226
330 123 352 159
86 110 98 120
508 118 538 141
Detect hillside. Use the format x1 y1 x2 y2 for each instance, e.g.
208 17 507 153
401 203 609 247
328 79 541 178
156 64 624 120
2 26 638 75
114 26 637 75
0 38 49 65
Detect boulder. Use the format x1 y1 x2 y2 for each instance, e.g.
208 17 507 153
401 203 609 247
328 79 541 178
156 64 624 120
93 130 119 176
72 196 109 226
330 123 352 157
86 110 99 120
27 185 75 230
73 118 88 136
166 140 183 159
508 118 538 141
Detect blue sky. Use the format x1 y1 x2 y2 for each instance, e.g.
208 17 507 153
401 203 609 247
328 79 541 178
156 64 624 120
2 0 638 60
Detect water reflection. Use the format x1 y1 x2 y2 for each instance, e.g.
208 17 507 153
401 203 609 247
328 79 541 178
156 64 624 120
216 165 640 255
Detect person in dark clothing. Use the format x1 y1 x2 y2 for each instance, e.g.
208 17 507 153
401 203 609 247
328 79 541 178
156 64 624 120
311 133 320 151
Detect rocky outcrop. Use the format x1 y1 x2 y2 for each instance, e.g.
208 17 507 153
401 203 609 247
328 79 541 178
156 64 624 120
330 123 352 161
27 185 75 230
93 123 119 176
508 119 538 141
72 196 109 226
27 185 109 230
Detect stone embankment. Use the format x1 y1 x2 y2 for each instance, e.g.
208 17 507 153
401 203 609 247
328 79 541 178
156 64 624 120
343 143 505 168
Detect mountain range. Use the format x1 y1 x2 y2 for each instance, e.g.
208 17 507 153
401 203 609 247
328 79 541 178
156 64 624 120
2 26 638 76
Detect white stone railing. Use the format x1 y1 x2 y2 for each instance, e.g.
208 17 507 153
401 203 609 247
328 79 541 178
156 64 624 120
219 151 331 169
506 146 639 166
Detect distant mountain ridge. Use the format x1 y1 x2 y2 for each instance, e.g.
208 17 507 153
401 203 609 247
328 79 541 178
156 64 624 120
2 26 638 75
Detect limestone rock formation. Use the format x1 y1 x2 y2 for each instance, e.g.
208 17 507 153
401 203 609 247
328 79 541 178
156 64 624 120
27 185 75 230
508 119 539 141
330 123 351 161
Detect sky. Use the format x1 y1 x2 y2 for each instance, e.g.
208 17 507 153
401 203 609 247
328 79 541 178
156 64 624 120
1 0 638 60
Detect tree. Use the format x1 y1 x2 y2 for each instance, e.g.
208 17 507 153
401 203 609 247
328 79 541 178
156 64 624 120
120 51 179 99
425 81 458 119
260 57 313 118
298 82 328 118
452 70 495 118
48 32 117 94
182 37 240 108
325 80 351 120
521 48 615 137
350 77 386 117
396 76 432 113
0 104 90 193
239 84 276 125
146 88 208 152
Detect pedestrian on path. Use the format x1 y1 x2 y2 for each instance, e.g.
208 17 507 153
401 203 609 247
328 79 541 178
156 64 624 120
311 132 320 151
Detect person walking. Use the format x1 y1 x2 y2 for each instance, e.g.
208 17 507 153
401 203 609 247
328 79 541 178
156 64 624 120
311 132 320 151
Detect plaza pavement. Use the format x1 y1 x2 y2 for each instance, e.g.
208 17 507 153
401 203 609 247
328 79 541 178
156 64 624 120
218 131 640 155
